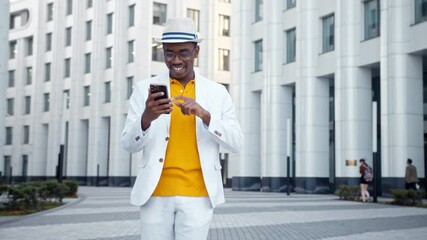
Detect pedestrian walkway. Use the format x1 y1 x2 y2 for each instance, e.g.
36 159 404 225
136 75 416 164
1 187 427 240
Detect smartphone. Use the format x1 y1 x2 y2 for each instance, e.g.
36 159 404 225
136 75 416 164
150 84 169 101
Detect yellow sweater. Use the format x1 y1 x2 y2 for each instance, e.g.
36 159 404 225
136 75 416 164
152 79 208 197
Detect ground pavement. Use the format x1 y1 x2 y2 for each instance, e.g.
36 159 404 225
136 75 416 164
1 187 427 240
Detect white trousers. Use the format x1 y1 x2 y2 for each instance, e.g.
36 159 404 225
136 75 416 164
139 196 213 240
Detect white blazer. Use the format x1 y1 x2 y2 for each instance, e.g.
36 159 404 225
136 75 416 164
121 72 243 208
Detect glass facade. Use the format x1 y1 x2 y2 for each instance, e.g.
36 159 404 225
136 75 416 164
322 14 334 53
153 2 167 25
286 28 296 63
254 40 263 71
364 0 379 39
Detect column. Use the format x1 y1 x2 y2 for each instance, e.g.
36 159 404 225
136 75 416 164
0 1 9 175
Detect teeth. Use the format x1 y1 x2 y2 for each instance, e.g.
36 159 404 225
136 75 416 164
173 67 183 71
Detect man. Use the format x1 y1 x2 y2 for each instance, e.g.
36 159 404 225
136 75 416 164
405 158 418 190
121 17 243 240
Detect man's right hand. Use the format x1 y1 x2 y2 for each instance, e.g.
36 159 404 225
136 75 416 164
141 88 173 130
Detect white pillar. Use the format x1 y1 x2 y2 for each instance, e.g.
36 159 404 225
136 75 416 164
335 0 372 182
0 1 9 175
381 1 424 183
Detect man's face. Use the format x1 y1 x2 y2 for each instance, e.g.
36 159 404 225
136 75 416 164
163 42 199 82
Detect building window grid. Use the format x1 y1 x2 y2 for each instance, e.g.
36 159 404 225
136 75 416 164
83 86 90 106
85 53 91 73
24 96 31 114
152 42 164 62
67 0 73 15
7 98 14 116
107 13 113 34
219 15 230 36
64 58 71 78
26 36 33 56
43 93 50 112
105 82 111 103
364 0 380 40
129 4 135 27
153 2 167 25
187 9 200 31
254 40 263 72
47 3 53 22
45 63 51 81
65 27 72 46
128 40 135 63
9 41 17 59
23 125 30 144
322 14 335 53
8 70 15 87
5 127 13 145
26 67 32 85
415 0 427 23
218 49 230 71
255 0 263 22
286 28 296 63
46 33 52 51
127 76 134 99
86 20 92 41
106 47 113 68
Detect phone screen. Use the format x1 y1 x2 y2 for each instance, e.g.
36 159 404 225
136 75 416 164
150 84 169 101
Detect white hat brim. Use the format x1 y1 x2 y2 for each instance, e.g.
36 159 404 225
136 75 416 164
154 37 203 43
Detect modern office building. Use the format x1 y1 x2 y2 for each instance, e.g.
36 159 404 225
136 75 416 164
2 0 232 186
230 0 427 194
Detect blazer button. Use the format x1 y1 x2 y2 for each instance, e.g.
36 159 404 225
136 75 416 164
159 158 164 163
165 137 169 141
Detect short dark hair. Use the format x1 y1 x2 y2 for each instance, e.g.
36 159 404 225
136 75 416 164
407 158 412 164
359 158 365 163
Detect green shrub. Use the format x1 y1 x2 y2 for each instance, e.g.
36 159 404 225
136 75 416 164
6 183 40 211
63 180 78 197
335 184 360 201
390 189 425 206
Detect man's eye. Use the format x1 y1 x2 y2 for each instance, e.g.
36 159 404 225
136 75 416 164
180 52 190 57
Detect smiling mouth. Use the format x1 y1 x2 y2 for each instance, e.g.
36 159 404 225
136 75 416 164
172 66 184 72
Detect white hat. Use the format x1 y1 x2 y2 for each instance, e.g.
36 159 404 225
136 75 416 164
154 17 203 43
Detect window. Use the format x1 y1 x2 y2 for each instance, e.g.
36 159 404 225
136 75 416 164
46 33 52 51
8 70 15 87
106 47 113 68
128 40 135 63
9 41 17 59
22 155 28 177
129 4 135 27
67 0 73 15
107 13 113 34
127 76 134 99
218 49 230 71
47 3 53 21
23 125 29 144
45 63 51 81
64 90 70 109
286 0 296 9
26 67 32 85
105 82 111 103
4 156 12 176
65 27 72 46
254 40 263 71
255 0 263 22
24 96 31 114
5 127 13 145
10 10 29 29
187 9 200 31
43 93 50 112
219 15 230 36
153 2 167 25
415 0 427 23
364 0 379 40
86 20 92 41
85 53 91 73
151 42 164 62
64 58 71 78
83 86 90 106
322 14 334 53
7 98 14 116
87 0 93 8
26 36 33 56
286 28 296 63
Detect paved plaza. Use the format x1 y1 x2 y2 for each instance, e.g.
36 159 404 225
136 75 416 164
1 187 427 240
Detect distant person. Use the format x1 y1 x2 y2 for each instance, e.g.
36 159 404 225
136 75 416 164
359 158 372 202
405 158 419 190
121 17 243 240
